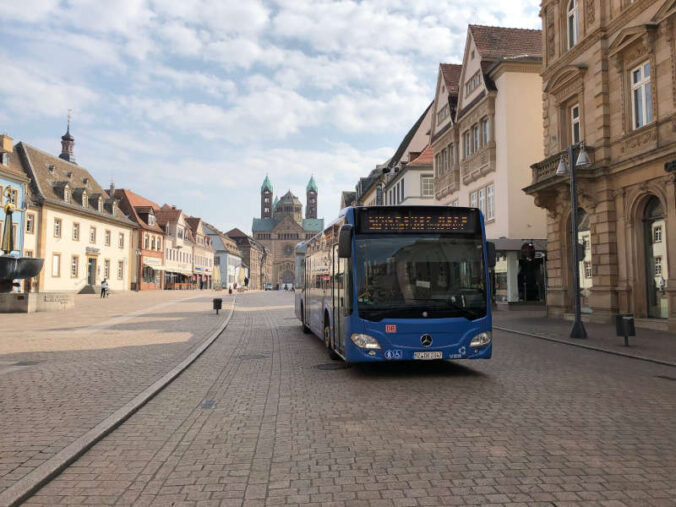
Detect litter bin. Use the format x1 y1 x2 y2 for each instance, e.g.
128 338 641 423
213 298 223 314
615 314 635 346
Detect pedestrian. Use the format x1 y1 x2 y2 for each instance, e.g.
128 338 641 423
101 278 109 298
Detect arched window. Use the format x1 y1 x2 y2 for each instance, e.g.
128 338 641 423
567 0 579 49
644 196 667 318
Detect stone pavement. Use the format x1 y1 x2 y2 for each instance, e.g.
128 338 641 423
493 310 676 365
24 291 676 506
0 289 234 496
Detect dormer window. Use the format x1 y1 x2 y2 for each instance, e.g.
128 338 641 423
1 152 8 166
465 71 481 96
148 213 155 226
64 185 71 203
567 0 579 49
82 191 87 207
97 197 103 212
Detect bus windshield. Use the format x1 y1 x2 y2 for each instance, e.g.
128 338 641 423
355 235 487 321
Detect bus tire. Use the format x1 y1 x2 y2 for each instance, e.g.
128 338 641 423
301 304 310 334
324 316 340 361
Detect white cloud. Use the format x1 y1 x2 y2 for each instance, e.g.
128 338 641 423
3 0 541 232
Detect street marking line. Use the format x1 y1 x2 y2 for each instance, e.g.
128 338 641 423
0 296 237 507
494 325 676 368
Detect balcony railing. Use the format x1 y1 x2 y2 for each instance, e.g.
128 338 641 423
435 168 460 200
461 143 496 185
529 146 595 185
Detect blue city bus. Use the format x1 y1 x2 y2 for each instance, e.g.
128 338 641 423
294 206 495 363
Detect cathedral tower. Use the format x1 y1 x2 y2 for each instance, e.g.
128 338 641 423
261 175 273 218
306 176 318 219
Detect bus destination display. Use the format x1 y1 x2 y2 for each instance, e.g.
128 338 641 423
357 208 478 234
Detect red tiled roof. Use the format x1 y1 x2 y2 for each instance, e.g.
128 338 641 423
440 64 462 94
408 145 434 166
113 188 163 233
469 25 542 60
156 204 183 226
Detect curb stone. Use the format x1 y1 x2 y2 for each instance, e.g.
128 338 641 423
495 325 676 368
0 297 237 507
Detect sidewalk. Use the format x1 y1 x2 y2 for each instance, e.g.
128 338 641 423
0 290 234 496
494 309 676 366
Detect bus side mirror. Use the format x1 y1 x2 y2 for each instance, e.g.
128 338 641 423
338 224 353 258
487 241 496 268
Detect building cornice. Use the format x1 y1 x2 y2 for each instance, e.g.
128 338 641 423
41 199 137 229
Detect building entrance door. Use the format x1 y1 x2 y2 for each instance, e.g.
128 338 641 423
644 196 667 319
87 258 97 285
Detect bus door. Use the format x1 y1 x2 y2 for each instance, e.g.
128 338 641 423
332 244 345 354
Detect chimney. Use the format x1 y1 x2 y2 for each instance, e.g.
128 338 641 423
0 134 13 153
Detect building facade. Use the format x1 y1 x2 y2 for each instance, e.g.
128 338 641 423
203 223 244 289
431 25 548 303
251 177 324 286
185 216 214 289
1 135 29 257
526 0 676 330
226 228 271 290
114 188 165 290
14 131 136 293
157 205 195 289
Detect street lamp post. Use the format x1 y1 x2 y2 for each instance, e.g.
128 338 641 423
556 142 591 339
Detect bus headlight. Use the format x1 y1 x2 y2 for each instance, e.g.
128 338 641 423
350 333 381 349
469 331 492 347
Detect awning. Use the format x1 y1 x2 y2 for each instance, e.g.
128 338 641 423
143 260 167 271
489 238 547 252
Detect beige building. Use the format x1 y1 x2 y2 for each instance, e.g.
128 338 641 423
525 0 676 330
15 132 136 293
186 216 215 289
431 25 548 303
156 204 196 289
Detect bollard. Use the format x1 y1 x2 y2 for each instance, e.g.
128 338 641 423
213 298 222 315
615 314 635 346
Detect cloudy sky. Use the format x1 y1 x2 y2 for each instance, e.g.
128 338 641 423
1 0 539 233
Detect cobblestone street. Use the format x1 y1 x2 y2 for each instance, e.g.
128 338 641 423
17 291 676 506
0 290 234 496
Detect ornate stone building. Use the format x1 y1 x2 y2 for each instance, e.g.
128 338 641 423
525 0 676 330
252 176 324 286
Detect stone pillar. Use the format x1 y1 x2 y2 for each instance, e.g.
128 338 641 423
589 186 619 322
665 175 676 332
544 208 567 318
506 251 520 303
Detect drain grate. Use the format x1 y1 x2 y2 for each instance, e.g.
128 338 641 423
315 363 350 371
14 361 41 367
655 375 676 382
237 354 269 360
200 400 217 409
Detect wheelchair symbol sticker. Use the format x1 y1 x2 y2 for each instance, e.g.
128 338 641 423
384 349 403 360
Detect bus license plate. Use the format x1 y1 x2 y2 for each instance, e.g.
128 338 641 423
413 351 443 360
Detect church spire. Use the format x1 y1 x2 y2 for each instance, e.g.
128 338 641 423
59 110 76 164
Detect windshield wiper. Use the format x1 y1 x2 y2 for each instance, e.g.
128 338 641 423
441 298 481 320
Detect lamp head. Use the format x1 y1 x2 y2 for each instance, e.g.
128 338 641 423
576 143 591 167
555 155 568 176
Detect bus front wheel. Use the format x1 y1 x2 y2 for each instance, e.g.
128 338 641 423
324 320 340 361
